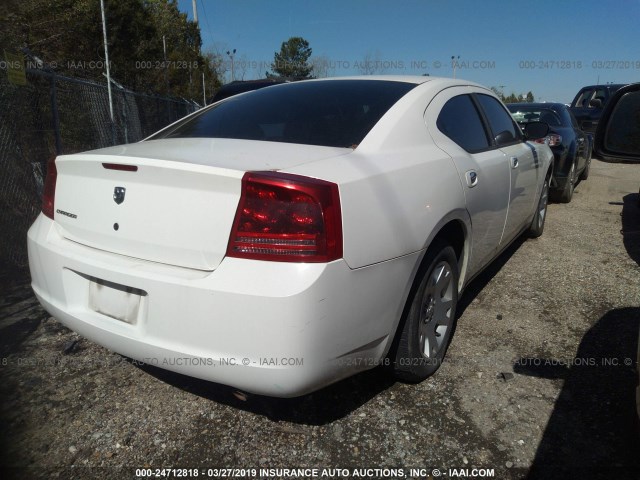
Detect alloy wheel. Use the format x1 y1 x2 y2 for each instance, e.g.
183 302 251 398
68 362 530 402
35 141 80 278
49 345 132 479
418 261 454 358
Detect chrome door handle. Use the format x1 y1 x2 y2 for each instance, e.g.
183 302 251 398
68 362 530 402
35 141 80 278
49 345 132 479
510 157 519 168
465 170 478 188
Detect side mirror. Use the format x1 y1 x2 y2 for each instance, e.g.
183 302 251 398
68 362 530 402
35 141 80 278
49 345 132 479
523 121 549 140
589 98 603 109
494 130 515 145
594 83 640 162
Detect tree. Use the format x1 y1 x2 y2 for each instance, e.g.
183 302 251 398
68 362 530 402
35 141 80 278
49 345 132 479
1 0 221 100
490 86 504 100
309 54 333 78
504 93 519 104
270 36 313 78
207 42 230 82
357 50 386 75
490 87 535 104
232 54 250 81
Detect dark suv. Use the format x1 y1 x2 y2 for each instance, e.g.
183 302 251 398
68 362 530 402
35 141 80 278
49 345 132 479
569 84 627 134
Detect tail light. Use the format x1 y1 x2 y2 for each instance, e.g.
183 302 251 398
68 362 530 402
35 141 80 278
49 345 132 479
42 156 58 219
534 134 562 147
227 172 343 262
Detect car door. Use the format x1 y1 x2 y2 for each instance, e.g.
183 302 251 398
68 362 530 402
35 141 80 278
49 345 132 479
474 93 540 243
426 88 511 278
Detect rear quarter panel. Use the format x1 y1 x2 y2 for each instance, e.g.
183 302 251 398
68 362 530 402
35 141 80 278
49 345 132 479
288 82 469 270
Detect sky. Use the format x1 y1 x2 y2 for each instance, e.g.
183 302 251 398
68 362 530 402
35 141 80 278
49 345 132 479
178 0 640 103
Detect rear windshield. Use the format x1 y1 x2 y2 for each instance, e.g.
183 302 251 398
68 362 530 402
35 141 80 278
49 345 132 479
152 80 417 148
508 107 563 127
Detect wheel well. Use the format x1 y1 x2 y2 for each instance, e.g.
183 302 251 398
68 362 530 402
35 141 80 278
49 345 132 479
384 219 466 366
432 220 465 262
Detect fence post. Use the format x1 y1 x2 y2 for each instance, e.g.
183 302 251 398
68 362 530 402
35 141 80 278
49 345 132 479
120 85 128 144
50 72 63 155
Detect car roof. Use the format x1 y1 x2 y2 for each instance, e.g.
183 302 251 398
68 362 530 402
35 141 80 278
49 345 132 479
217 75 484 87
267 76 492 96
304 75 473 86
576 84 627 90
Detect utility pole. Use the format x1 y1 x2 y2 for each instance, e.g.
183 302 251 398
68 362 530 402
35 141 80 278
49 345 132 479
451 55 460 79
163 35 169 94
227 49 236 82
100 0 115 144
202 72 207 106
192 0 198 23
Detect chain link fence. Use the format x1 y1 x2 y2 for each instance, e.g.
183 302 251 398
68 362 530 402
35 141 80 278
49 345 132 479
0 67 199 269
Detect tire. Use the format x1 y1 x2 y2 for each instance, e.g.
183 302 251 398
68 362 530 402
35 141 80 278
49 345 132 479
557 159 576 203
392 240 459 382
579 146 592 181
528 173 550 238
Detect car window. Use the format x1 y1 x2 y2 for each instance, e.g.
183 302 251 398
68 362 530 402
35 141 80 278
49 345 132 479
593 88 607 102
575 89 595 108
576 88 609 109
508 107 563 127
476 94 521 146
436 95 490 152
152 80 417 148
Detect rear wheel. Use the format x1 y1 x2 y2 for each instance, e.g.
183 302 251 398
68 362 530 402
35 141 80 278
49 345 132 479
392 240 459 382
556 160 576 203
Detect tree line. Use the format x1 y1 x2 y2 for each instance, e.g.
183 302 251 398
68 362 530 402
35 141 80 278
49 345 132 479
0 0 536 100
0 0 219 99
491 87 536 104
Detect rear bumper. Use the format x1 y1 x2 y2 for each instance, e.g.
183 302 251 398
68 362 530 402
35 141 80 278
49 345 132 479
28 214 417 397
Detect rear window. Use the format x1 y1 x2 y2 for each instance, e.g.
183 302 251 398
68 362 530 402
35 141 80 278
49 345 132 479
508 107 564 127
152 80 416 148
437 95 490 152
573 87 608 109
573 89 595 108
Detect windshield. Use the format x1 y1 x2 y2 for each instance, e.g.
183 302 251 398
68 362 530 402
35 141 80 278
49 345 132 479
153 80 417 148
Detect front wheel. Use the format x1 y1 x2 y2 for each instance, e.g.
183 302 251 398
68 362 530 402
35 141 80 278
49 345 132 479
528 174 550 238
391 240 459 382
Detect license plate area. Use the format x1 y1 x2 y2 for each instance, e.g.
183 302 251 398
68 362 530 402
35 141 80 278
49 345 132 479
88 277 147 325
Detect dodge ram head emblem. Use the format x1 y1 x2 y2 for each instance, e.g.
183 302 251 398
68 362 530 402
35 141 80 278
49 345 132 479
113 187 126 205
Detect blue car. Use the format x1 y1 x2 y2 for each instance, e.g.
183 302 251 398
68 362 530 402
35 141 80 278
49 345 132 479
509 103 592 203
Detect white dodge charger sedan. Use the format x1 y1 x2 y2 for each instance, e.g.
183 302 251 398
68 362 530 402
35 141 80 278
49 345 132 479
28 76 553 397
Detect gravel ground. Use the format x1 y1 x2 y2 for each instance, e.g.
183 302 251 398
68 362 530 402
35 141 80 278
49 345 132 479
1 159 639 480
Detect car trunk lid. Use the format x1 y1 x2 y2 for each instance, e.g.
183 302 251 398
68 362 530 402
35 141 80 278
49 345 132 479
52 139 351 271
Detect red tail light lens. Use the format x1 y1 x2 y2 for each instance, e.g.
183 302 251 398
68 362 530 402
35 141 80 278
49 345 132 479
42 156 57 219
227 172 343 262
102 163 138 172
534 134 562 147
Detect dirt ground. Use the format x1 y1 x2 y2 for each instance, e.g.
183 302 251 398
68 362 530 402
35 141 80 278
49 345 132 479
1 158 639 480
